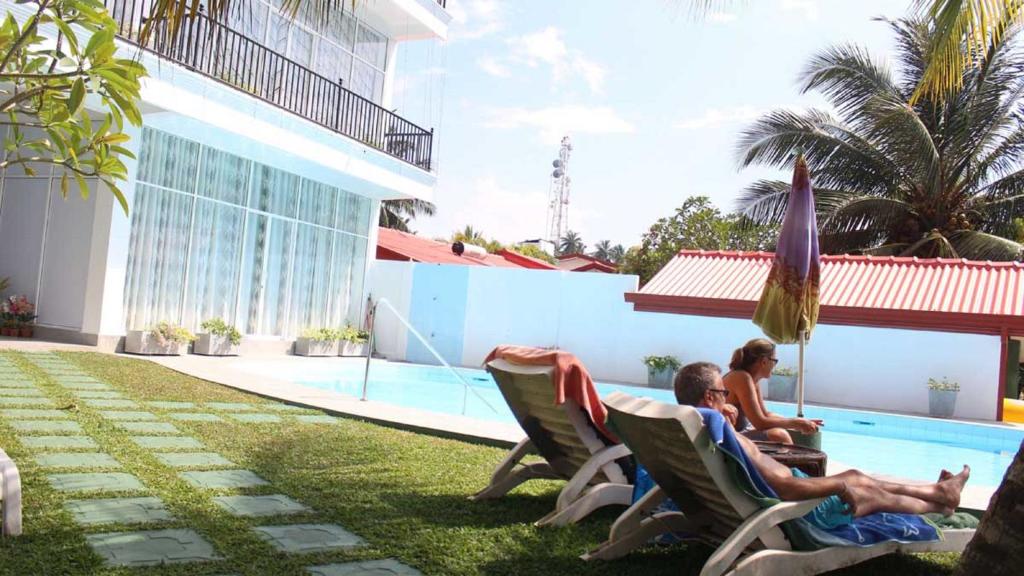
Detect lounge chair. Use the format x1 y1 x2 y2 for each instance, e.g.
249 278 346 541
0 448 22 536
585 392 975 576
470 358 634 526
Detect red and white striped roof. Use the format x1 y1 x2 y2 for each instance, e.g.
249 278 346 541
629 250 1024 334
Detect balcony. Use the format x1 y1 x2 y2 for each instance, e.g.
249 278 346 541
106 0 434 171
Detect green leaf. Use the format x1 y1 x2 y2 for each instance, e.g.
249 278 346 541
74 172 89 199
52 18 79 56
69 78 85 116
60 172 69 198
106 180 129 215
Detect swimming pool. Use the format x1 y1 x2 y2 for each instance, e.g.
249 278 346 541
287 360 1023 489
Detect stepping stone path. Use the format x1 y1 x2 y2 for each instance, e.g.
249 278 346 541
19 436 99 450
155 452 235 468
213 494 310 517
86 529 222 566
168 413 224 422
98 411 159 421
48 472 145 493
306 560 424 576
180 470 269 489
227 413 282 423
0 352 407 575
36 453 121 469
65 497 173 526
253 524 365 553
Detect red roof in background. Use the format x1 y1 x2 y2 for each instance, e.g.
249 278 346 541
628 250 1024 335
556 252 618 272
376 228 555 269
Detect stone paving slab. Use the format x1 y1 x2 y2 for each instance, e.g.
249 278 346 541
306 560 423 576
0 388 45 397
0 380 37 388
213 495 310 517
48 472 145 492
9 420 84 433
148 401 197 409
227 413 282 423
98 411 159 421
295 415 339 425
155 452 235 468
52 376 103 384
180 470 268 489
19 435 99 450
65 496 173 526
262 404 312 412
117 422 180 434
36 452 122 469
82 399 138 409
1 409 69 419
72 390 124 399
131 436 204 450
86 529 222 566
252 524 365 553
168 412 224 422
62 381 113 391
205 402 258 411
0 396 55 407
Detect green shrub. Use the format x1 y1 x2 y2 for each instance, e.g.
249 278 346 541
643 355 681 372
199 318 242 345
150 322 195 345
301 327 343 342
341 325 369 343
772 366 798 377
927 377 960 392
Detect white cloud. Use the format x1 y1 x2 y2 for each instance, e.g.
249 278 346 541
484 105 635 145
477 56 511 77
707 11 738 23
494 26 608 94
675 106 762 130
443 177 550 243
780 0 819 21
447 0 505 41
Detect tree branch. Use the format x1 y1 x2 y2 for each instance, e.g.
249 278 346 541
0 0 50 73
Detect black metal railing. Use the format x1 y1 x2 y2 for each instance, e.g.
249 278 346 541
436 0 447 8
107 0 434 171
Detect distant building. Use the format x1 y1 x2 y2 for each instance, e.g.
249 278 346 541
377 228 556 269
519 238 556 256
556 253 618 273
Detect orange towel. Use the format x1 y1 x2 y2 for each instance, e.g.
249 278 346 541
484 345 618 443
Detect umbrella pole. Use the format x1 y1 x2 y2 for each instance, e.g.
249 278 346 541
797 331 805 418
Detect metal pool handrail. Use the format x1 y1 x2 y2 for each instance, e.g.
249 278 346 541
362 298 500 416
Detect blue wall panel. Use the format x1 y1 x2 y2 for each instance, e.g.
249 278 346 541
406 264 469 365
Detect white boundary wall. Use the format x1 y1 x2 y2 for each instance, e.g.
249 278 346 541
368 260 1002 420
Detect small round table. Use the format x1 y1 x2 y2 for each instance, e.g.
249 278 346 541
755 442 828 477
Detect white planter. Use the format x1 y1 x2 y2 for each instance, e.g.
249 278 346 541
124 330 182 356
647 367 676 389
294 338 338 357
192 333 239 356
339 341 368 357
928 388 958 418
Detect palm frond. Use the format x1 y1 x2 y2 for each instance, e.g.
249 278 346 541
947 229 1024 259
799 44 899 118
902 230 961 258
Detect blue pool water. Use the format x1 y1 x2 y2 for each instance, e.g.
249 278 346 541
291 360 1023 489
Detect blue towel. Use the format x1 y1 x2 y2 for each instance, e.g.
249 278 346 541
630 408 941 549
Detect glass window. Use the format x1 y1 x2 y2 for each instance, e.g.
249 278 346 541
287 224 334 333
238 214 294 335
327 233 368 326
350 59 378 101
267 12 289 54
249 165 299 217
124 184 194 329
314 40 351 84
298 179 337 227
197 147 251 205
182 199 245 329
137 129 199 193
325 10 357 50
355 23 386 69
339 190 372 235
228 0 268 41
289 25 314 67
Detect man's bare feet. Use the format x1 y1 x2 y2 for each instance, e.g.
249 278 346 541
938 469 953 482
937 465 970 512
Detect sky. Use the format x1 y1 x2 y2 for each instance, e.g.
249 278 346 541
391 0 909 249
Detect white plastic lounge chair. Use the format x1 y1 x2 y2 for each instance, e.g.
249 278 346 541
585 392 975 576
470 358 633 527
0 448 22 536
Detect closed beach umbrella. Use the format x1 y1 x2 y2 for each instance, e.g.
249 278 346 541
752 153 821 417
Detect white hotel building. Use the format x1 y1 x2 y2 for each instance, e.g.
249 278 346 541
0 0 449 349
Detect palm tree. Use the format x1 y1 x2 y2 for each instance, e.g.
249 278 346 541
379 199 435 233
608 244 626 264
452 225 485 245
558 231 585 256
736 17 1024 261
592 240 613 261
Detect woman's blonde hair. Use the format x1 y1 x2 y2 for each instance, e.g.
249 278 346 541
729 338 776 372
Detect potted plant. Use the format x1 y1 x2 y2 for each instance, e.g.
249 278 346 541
927 377 960 418
125 322 195 355
338 325 369 357
0 300 15 337
765 366 798 402
193 318 242 356
295 327 342 357
643 355 681 389
2 295 36 338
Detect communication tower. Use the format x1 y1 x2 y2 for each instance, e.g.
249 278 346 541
546 136 572 246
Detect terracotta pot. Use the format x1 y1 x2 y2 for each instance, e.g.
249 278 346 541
1 327 16 337
18 326 33 338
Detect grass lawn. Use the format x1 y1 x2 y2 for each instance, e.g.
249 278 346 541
0 350 961 575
